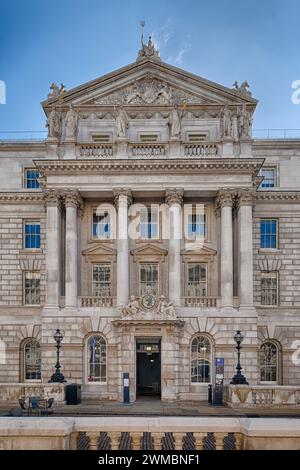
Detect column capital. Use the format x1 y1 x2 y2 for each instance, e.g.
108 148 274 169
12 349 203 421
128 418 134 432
165 188 184 206
215 188 237 216
63 189 84 210
113 188 132 207
43 189 64 209
236 188 254 209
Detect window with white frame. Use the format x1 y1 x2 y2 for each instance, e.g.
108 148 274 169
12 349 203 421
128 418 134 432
24 221 40 249
24 339 41 381
139 206 159 239
187 206 206 239
259 167 277 188
260 219 278 249
24 271 40 305
191 335 212 383
92 208 111 239
87 335 106 383
139 263 159 296
259 341 278 383
186 263 207 297
24 169 40 189
92 264 111 297
261 271 278 306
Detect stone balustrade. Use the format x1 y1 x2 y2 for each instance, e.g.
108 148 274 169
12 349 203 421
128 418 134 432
79 143 113 158
183 297 218 307
0 383 66 405
129 142 166 158
1 417 300 450
80 296 114 307
183 142 218 157
227 384 300 407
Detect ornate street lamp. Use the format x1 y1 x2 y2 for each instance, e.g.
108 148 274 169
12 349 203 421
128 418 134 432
230 330 248 385
49 329 66 383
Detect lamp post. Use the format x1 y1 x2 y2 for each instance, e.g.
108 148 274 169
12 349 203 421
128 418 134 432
230 330 248 385
49 329 66 383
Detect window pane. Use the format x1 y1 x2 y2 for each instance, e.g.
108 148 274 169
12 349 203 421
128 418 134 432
260 168 276 188
93 210 111 239
25 170 40 189
24 340 41 380
24 222 40 249
187 209 206 239
191 336 212 383
139 207 159 239
24 272 40 305
140 263 159 296
87 336 106 382
260 219 277 249
186 263 207 297
92 264 111 296
260 342 278 382
261 271 278 305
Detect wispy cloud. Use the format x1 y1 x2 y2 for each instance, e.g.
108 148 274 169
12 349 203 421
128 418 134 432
167 41 192 66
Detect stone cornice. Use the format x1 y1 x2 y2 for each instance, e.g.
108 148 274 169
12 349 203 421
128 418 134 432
0 192 44 204
165 188 184 206
34 158 264 176
255 191 300 202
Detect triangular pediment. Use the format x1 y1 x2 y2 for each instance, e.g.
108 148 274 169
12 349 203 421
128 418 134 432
130 243 168 257
82 242 117 257
181 244 217 256
42 58 257 112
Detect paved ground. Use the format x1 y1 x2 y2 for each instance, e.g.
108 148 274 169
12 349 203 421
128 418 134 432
2 397 300 417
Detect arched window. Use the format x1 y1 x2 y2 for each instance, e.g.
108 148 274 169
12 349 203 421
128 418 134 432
191 335 212 383
87 335 106 383
259 341 278 383
24 339 41 381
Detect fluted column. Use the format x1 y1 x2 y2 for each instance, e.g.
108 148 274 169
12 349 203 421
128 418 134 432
64 190 83 308
237 188 254 308
44 190 63 307
216 189 235 308
114 188 132 306
165 188 183 306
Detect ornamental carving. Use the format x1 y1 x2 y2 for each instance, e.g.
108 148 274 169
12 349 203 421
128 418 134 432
93 78 206 106
113 188 133 207
237 188 254 208
165 188 184 206
43 189 64 208
215 189 236 210
121 294 176 320
232 80 252 97
63 189 83 209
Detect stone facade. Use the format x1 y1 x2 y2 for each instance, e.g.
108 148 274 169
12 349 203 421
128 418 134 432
0 42 299 403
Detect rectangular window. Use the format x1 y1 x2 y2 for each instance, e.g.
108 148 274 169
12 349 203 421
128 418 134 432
186 263 207 297
139 263 159 297
140 206 159 239
187 209 206 239
260 168 277 188
139 134 159 142
261 271 278 306
92 134 111 143
187 133 207 142
260 219 277 249
24 221 40 249
92 209 111 239
24 272 40 305
24 169 40 189
92 264 111 297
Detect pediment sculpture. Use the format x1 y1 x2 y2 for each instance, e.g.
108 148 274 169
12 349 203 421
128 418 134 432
47 82 66 99
122 294 177 320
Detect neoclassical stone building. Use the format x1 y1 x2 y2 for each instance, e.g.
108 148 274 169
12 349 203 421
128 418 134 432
1 39 300 404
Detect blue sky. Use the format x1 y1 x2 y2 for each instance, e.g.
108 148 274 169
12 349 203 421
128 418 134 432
0 0 300 134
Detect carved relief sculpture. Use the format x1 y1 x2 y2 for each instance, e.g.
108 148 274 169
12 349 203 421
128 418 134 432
168 106 181 139
237 104 252 139
65 105 78 140
157 295 175 318
220 105 233 139
122 295 140 317
46 106 61 139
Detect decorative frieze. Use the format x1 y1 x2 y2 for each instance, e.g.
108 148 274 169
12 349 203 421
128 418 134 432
255 192 300 201
165 188 184 206
0 192 44 204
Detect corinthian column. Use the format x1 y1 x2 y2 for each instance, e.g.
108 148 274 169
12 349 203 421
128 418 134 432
114 188 132 306
64 190 83 308
237 188 254 308
165 188 184 306
44 190 63 307
216 189 235 308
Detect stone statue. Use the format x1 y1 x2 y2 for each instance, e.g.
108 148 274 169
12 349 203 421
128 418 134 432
46 106 61 139
238 104 252 139
65 105 78 140
232 80 252 97
122 295 140 317
115 107 128 138
220 105 233 138
157 295 175 318
48 82 66 99
168 107 181 139
157 83 172 104
126 82 141 104
138 35 160 60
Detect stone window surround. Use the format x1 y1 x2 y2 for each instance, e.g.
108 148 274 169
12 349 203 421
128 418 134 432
22 219 41 251
83 253 117 299
259 339 282 385
23 167 40 189
91 263 112 297
181 252 216 298
259 218 279 251
131 249 167 299
260 271 279 307
19 337 42 383
84 333 107 386
259 165 279 189
23 270 41 306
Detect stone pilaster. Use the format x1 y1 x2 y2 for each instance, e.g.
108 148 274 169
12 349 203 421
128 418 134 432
113 188 132 306
165 188 183 306
216 189 236 308
237 188 254 309
64 189 83 308
44 189 64 307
